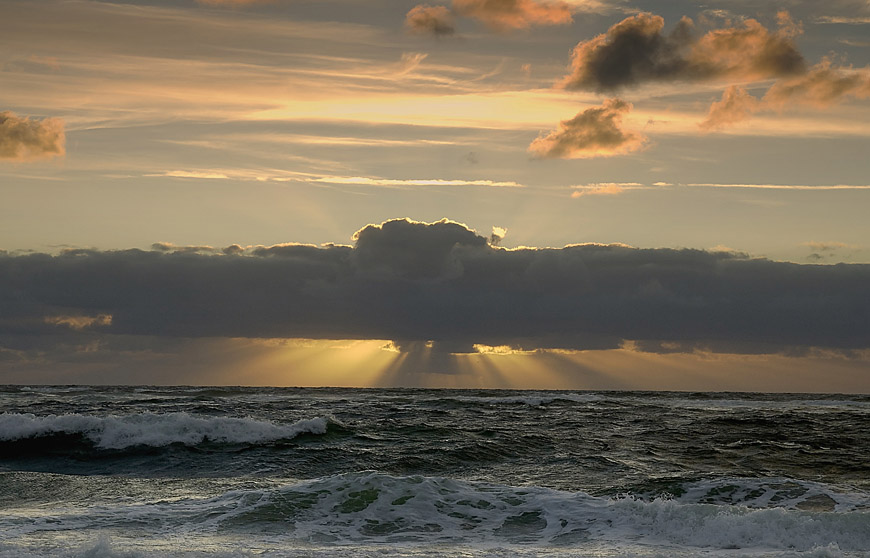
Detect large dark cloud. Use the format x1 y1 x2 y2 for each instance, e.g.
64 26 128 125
0 111 65 161
1 218 868 356
561 12 805 92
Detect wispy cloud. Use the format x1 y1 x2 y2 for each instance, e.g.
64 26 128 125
212 133 465 147
814 16 870 24
802 241 853 251
144 170 523 188
686 183 870 190
44 314 112 330
801 240 861 262
152 170 232 180
570 182 645 197
313 176 524 188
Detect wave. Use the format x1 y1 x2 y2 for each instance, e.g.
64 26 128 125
4 473 867 552
633 477 870 512
0 412 328 450
450 392 604 406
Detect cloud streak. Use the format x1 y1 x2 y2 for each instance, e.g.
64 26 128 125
0 111 65 161
313 176 524 187
571 182 644 197
529 99 647 159
2 218 868 358
686 183 870 190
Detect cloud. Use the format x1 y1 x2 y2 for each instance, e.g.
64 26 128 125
154 170 232 179
195 0 273 5
528 98 647 159
396 52 429 74
764 60 870 108
351 218 487 279
0 111 65 161
699 85 761 130
150 242 218 254
453 0 573 31
312 176 524 187
815 16 870 24
686 183 870 190
802 241 851 252
561 12 805 92
406 4 456 36
801 241 858 262
2 218 869 358
571 182 643 197
700 61 870 129
44 314 113 331
490 226 507 246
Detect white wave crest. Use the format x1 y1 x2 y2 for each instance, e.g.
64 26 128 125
0 412 328 449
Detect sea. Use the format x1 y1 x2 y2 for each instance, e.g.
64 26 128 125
0 386 868 558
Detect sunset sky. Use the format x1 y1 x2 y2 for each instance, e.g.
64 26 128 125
1 0 869 390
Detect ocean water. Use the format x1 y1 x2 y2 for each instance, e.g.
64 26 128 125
1 387 868 558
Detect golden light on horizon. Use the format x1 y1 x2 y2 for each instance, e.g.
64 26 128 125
216 338 402 387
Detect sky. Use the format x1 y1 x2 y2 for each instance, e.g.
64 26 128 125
1 0 869 391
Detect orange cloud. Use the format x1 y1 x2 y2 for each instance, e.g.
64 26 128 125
406 4 455 36
195 0 273 5
529 98 646 159
561 12 804 92
0 111 65 161
699 85 761 130
453 0 573 31
701 60 870 130
764 59 870 108
689 12 804 80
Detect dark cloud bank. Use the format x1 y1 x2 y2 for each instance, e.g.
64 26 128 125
1 219 868 358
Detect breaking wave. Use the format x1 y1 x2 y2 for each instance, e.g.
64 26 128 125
4 472 867 552
0 412 329 450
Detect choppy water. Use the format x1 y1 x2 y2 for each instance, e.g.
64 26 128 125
1 386 868 557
